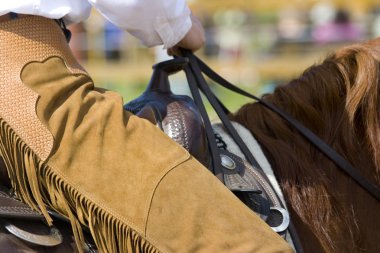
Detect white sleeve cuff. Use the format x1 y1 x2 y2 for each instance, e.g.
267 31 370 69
89 0 192 48
153 7 192 49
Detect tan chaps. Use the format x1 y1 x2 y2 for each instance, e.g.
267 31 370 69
0 16 293 253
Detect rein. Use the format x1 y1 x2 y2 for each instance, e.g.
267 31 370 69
181 50 380 203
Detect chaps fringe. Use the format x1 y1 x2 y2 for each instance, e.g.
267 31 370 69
0 118 160 253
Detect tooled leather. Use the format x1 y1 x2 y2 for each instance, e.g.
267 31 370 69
163 101 190 150
0 191 42 219
161 101 211 166
127 94 211 167
0 16 87 161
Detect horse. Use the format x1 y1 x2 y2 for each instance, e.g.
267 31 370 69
231 37 380 252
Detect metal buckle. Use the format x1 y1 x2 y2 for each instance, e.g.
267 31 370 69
269 207 290 233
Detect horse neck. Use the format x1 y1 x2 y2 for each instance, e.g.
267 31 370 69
232 51 380 252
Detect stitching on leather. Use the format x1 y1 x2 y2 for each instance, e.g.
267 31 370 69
143 152 191 238
0 206 40 214
47 160 164 252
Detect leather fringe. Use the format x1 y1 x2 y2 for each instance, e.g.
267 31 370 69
0 118 160 253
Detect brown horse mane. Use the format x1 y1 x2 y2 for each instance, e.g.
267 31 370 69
233 38 380 252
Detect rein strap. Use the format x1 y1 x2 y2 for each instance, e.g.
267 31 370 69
184 51 380 202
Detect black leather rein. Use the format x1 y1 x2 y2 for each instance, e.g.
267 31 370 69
182 50 380 203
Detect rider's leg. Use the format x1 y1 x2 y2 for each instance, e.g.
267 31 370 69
0 16 293 253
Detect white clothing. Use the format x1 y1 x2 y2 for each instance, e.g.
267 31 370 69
0 0 192 48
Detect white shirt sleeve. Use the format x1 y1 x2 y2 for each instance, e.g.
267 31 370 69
88 0 192 49
0 1 92 25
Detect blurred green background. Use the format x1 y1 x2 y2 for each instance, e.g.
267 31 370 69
68 0 380 116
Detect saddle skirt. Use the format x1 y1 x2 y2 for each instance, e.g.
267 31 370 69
212 121 295 250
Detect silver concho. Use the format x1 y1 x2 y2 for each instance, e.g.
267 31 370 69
220 154 236 170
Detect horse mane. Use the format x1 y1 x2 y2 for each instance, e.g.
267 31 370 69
232 38 380 252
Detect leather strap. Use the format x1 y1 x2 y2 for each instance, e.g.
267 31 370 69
55 19 72 43
183 51 380 203
0 189 43 220
182 62 225 182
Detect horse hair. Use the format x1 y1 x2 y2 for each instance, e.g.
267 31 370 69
233 38 380 252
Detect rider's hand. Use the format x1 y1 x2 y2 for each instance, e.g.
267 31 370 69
167 14 205 56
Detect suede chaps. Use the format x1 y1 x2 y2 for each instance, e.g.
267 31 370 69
0 16 293 253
